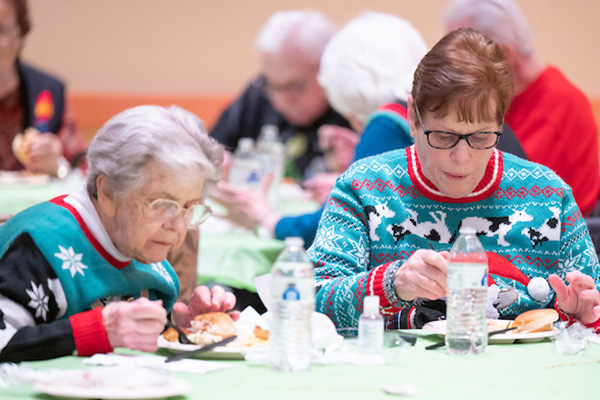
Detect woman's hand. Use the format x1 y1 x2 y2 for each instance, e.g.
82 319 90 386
171 285 239 328
394 249 449 301
549 271 600 324
26 133 65 177
302 173 338 204
317 125 358 173
102 297 167 352
210 174 279 232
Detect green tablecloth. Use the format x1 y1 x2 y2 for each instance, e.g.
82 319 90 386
197 233 285 291
3 332 599 400
0 171 86 215
197 187 320 292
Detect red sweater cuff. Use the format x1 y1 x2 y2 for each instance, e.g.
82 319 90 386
366 262 405 317
70 308 113 357
554 299 600 333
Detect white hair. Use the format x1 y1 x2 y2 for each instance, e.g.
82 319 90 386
443 0 534 56
317 11 428 124
86 105 223 200
255 9 336 64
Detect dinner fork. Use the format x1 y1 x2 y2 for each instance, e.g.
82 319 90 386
425 326 517 350
164 320 194 345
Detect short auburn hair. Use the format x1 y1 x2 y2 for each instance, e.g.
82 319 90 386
411 28 513 125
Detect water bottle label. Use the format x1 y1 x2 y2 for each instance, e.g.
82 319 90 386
447 263 488 289
272 277 315 303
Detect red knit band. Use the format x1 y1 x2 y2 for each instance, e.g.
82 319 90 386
367 263 405 316
554 299 600 333
70 308 113 357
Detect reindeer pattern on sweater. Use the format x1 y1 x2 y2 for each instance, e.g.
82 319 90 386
308 146 600 329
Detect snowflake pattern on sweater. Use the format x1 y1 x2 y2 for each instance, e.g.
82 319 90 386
308 146 600 329
0 195 179 362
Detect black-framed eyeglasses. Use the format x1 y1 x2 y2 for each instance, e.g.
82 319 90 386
415 105 502 150
145 198 212 229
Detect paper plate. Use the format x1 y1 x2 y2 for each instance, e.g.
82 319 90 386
422 320 559 344
33 366 190 399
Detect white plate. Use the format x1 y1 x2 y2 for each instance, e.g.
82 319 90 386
157 335 261 360
0 171 50 185
33 367 190 399
422 320 559 344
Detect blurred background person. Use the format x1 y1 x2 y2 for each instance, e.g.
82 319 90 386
0 0 86 177
210 12 428 311
209 9 352 181
444 0 600 216
0 105 237 362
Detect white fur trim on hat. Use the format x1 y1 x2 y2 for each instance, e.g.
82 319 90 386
527 277 550 302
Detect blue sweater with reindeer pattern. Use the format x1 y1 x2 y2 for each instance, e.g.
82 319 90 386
307 145 600 330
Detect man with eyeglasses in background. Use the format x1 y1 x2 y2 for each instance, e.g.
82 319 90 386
209 9 352 181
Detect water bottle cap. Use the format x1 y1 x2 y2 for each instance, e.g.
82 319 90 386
284 236 305 247
238 137 254 151
363 295 380 314
259 125 279 141
459 226 476 235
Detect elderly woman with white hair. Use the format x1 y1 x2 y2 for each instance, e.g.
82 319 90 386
0 105 237 362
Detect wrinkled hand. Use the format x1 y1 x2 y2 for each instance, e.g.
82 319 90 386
102 297 167 352
317 125 358 173
302 173 338 204
549 271 600 324
26 133 64 176
211 173 275 230
394 250 449 301
171 285 239 328
222 150 234 182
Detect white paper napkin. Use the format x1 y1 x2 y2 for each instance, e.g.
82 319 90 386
84 353 233 374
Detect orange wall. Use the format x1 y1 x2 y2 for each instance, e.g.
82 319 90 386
22 0 600 96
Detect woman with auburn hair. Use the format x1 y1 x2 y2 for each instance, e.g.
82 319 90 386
309 28 600 335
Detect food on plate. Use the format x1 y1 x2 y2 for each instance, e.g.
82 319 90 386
187 312 236 346
163 326 192 343
12 127 40 165
161 312 271 348
486 319 512 332
511 309 558 333
252 325 270 342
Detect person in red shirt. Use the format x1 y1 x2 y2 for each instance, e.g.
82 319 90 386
444 0 600 216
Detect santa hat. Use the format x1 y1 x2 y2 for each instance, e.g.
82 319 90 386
486 252 549 302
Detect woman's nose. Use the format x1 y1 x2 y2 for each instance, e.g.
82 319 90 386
450 139 471 162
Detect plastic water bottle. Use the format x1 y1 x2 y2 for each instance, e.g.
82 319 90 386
228 137 261 190
358 295 384 355
256 125 285 207
270 237 315 372
445 226 488 355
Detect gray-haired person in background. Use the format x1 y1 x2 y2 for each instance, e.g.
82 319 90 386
210 9 352 181
444 0 600 216
0 105 238 362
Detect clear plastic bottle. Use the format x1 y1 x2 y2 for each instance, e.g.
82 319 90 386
446 226 488 355
358 295 384 355
256 125 285 207
270 237 315 372
228 137 261 190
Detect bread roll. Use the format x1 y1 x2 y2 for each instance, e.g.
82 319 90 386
511 309 558 333
12 127 40 166
188 312 236 346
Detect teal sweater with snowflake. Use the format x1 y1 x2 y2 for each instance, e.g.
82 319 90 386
0 196 179 361
308 145 600 329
